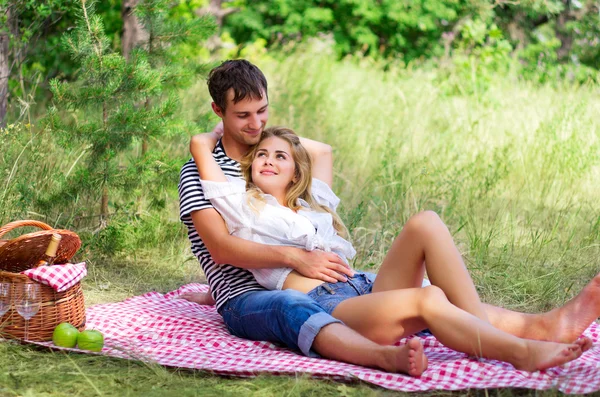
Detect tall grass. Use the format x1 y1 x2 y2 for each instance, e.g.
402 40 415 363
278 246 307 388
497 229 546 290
1 49 599 394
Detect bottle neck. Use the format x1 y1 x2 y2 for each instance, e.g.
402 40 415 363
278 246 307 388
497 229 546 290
45 236 60 258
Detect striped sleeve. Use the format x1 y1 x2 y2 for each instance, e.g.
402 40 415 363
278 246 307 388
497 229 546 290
178 159 213 221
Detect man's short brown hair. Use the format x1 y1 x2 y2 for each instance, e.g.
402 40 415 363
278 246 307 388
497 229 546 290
207 60 268 113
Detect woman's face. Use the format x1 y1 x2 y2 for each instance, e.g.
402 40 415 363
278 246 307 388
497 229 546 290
251 136 296 199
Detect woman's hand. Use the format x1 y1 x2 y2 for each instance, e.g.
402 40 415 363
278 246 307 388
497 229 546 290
190 127 228 182
288 248 354 283
211 121 224 140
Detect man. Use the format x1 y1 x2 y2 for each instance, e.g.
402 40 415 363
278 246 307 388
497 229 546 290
178 59 426 374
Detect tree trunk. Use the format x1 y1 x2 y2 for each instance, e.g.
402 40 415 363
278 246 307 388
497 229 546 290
101 185 109 220
0 33 8 129
556 0 573 61
122 0 148 60
205 0 239 28
195 0 239 50
556 14 573 61
101 101 109 221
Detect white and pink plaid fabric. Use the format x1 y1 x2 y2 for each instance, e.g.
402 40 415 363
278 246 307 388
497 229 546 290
35 284 600 393
21 262 87 292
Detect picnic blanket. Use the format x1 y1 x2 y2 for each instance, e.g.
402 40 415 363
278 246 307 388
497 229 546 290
37 283 600 393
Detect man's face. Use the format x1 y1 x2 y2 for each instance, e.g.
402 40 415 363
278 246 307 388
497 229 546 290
213 89 269 147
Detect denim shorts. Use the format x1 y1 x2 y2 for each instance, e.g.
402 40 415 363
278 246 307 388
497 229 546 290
307 272 377 315
218 288 343 357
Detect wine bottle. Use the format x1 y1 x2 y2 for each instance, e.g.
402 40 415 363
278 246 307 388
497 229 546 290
36 233 62 266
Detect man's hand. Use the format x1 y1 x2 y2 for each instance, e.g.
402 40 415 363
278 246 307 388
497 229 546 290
288 248 355 283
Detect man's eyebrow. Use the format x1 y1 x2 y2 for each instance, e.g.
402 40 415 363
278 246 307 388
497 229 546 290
236 105 268 114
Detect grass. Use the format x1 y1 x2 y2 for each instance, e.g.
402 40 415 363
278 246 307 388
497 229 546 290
1 48 599 395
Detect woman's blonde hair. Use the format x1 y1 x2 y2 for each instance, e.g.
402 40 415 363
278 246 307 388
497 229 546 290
240 126 348 238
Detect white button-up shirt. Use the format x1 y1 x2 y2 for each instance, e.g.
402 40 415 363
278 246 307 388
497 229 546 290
200 176 356 290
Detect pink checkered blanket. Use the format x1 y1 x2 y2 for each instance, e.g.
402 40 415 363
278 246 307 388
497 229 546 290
39 284 600 393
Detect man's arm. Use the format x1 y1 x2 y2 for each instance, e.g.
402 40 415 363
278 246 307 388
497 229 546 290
299 137 333 187
192 208 353 283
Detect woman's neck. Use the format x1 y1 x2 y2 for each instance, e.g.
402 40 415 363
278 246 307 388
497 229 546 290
270 191 287 207
257 185 287 208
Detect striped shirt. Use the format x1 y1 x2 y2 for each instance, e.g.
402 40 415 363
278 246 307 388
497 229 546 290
178 140 264 310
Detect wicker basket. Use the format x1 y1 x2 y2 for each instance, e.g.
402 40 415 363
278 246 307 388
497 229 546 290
0 220 86 341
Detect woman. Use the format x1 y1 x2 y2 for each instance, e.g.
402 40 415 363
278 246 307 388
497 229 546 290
185 126 594 375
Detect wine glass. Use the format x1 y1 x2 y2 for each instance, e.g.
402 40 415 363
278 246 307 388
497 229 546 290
0 282 11 317
15 283 41 340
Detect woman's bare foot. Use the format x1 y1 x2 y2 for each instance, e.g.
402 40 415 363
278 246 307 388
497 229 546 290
179 292 216 305
539 273 600 343
575 336 594 352
513 340 583 372
381 338 428 376
512 273 600 343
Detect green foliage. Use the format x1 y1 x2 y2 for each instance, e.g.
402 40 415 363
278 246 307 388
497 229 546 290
225 0 473 61
436 19 514 95
219 0 600 78
0 122 33 224
0 0 79 123
41 0 215 227
494 0 600 75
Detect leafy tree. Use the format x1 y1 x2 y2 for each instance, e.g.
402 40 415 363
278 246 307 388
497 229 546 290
224 0 481 61
0 1 77 127
45 0 215 226
223 0 599 75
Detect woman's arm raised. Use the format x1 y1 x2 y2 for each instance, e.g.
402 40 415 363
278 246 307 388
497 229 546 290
299 136 333 187
190 127 227 182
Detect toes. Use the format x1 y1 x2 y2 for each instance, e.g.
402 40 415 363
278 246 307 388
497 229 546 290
576 337 593 352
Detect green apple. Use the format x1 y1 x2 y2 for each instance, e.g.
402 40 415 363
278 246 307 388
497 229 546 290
77 329 104 352
52 323 79 348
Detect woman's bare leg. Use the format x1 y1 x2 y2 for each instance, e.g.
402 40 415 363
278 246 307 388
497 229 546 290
373 211 600 342
373 211 488 321
332 286 587 372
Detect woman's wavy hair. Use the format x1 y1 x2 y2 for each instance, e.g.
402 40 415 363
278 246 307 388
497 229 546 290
240 126 348 238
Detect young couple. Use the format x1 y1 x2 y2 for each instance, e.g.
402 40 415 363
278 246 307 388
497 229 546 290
178 59 598 376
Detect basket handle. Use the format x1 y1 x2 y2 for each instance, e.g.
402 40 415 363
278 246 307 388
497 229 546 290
0 220 54 239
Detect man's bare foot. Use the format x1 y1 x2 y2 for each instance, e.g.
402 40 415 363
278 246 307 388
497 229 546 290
381 338 428 376
540 273 600 343
179 292 216 306
513 340 583 372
